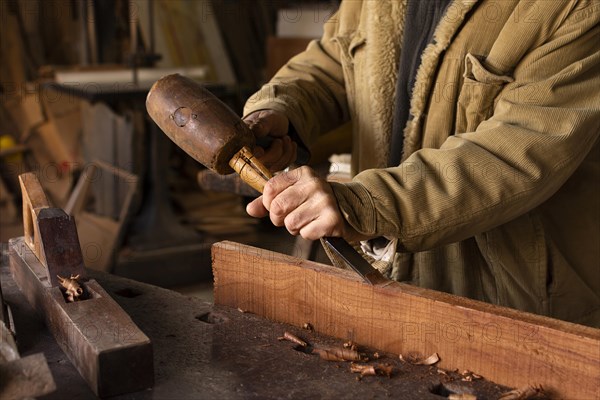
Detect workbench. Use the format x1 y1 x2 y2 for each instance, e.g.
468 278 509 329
1 256 508 399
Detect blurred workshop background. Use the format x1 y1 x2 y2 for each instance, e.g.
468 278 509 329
0 0 346 297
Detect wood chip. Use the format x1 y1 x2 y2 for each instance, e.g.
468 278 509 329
402 352 440 366
375 363 394 378
498 385 545 400
277 331 307 347
313 346 362 362
350 363 376 376
343 341 358 351
302 322 313 331
460 369 483 382
312 348 346 362
417 352 440 365
350 362 394 378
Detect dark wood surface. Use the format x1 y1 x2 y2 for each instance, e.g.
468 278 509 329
0 253 510 399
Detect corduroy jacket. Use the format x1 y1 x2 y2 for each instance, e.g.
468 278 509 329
244 0 600 327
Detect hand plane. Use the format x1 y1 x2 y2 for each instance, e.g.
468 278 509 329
8 173 153 397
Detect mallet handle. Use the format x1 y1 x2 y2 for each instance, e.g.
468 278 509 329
228 146 273 193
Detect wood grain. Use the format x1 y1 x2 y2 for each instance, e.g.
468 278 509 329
212 241 600 399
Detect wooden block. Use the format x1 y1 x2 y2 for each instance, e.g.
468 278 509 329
212 241 600 399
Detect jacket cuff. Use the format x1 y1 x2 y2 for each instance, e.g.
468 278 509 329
330 182 377 236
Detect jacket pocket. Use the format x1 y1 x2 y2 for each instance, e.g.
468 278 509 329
455 53 513 133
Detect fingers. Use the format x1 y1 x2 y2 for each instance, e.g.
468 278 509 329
246 195 269 218
258 167 347 239
262 167 312 212
259 136 297 172
244 110 295 172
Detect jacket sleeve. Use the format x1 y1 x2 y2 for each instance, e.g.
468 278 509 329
243 7 351 148
332 3 600 252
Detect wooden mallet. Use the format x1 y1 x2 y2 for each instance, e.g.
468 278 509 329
146 74 272 193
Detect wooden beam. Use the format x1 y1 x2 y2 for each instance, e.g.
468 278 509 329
212 241 600 399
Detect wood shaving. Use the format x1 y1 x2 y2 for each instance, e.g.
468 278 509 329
312 348 346 362
416 352 440 365
277 331 307 347
375 363 394 378
57 274 84 302
460 370 483 382
302 322 313 331
350 363 377 376
313 346 362 362
437 368 448 376
373 352 380 359
343 341 358 351
400 352 440 366
350 363 394 378
498 385 545 400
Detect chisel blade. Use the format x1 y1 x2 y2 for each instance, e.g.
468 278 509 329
322 237 388 285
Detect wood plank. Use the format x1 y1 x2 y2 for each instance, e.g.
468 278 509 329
212 241 600 399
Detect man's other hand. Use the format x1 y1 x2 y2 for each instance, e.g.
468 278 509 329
243 110 297 173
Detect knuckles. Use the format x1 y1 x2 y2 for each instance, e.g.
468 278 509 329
269 196 289 217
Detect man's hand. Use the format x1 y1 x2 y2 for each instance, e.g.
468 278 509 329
246 166 366 241
243 110 297 173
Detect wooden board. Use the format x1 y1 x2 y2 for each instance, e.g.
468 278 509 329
212 241 600 399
